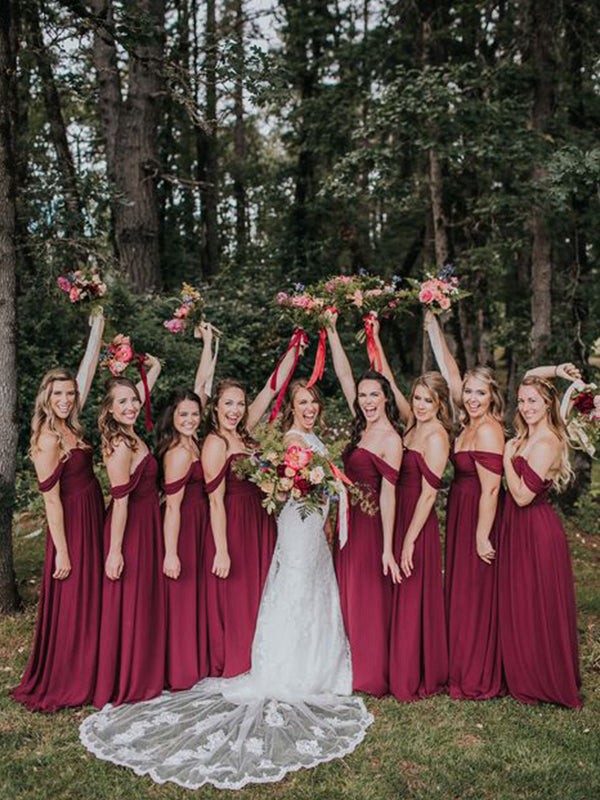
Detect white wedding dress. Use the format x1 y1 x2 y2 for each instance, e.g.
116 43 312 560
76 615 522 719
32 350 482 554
79 430 373 790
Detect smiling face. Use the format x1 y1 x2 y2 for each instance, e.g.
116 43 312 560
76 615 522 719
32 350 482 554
173 398 201 438
110 384 142 427
412 382 439 423
216 386 247 432
49 379 77 421
357 379 387 424
462 376 492 421
291 387 320 432
517 384 548 427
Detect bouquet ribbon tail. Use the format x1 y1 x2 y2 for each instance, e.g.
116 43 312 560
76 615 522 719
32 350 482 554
363 314 383 372
306 328 327 389
329 462 353 549
269 328 308 423
137 356 153 432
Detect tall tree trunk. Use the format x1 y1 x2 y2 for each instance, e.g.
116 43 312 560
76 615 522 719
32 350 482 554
25 3 85 243
197 0 219 277
91 0 164 291
0 0 21 614
231 0 247 265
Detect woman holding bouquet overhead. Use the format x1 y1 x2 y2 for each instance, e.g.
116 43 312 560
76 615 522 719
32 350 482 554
202 331 307 677
157 323 219 690
93 355 165 708
13 309 106 711
326 311 403 696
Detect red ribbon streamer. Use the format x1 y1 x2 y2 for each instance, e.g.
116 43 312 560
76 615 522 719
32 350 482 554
328 460 354 487
136 355 153 432
269 328 308 423
306 328 327 388
363 313 382 372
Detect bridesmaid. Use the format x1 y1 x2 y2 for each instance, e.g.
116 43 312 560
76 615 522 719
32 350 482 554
202 334 306 678
13 309 106 711
326 313 403 696
500 374 582 708
157 323 218 690
93 356 165 708
421 312 505 699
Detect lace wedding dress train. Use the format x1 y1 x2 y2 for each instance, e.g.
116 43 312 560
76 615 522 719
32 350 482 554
79 432 373 790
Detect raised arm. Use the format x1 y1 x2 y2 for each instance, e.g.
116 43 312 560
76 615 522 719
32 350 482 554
202 434 230 579
33 433 70 580
104 441 134 581
424 310 462 405
194 323 218 408
525 362 581 382
247 332 306 430
162 447 194 580
76 306 106 408
371 318 412 425
136 353 161 405
325 311 356 413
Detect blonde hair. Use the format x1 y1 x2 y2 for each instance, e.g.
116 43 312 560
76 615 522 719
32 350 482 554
513 376 573 492
460 366 505 427
281 379 324 432
409 371 454 437
29 368 88 458
98 377 141 457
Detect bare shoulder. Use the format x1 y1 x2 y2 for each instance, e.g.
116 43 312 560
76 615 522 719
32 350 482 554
474 420 505 453
105 438 133 468
380 429 403 461
164 444 194 479
201 433 227 464
35 429 60 457
425 424 450 453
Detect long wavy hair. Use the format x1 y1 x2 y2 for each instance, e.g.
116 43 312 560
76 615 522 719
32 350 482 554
98 377 141 457
459 366 505 428
155 388 203 466
513 376 573 491
280 379 324 433
29 368 88 458
348 371 404 451
406 371 455 437
205 378 255 450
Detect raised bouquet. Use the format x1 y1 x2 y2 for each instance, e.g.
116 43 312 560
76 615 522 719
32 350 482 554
408 264 469 315
564 383 600 458
319 272 411 321
164 283 205 335
274 283 334 333
57 265 107 305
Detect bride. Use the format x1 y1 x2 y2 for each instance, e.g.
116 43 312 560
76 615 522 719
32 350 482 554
80 380 373 790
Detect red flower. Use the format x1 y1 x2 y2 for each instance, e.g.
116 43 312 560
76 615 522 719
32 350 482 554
574 391 595 415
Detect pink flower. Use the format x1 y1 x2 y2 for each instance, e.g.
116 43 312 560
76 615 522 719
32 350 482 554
109 360 128 376
594 395 600 409
419 288 434 304
174 304 191 318
57 276 71 292
69 287 80 302
276 292 289 303
114 344 134 364
439 296 451 310
351 289 364 308
291 295 314 309
164 319 185 334
283 445 313 471
365 289 383 297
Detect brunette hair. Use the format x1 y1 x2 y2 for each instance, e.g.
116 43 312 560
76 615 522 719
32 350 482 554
280 379 325 432
29 368 88 458
98 377 141 456
348 371 404 451
513 376 573 491
155 388 203 466
205 378 255 449
459 366 505 427
406 371 455 437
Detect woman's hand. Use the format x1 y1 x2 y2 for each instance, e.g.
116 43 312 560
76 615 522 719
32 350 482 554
163 553 181 580
556 363 581 381
53 548 72 580
144 353 161 371
324 307 339 329
105 550 124 581
400 539 415 578
476 536 495 565
212 548 231 579
382 550 402 584
88 304 104 326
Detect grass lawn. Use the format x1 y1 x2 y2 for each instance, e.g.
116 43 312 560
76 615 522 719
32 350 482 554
1 510 599 800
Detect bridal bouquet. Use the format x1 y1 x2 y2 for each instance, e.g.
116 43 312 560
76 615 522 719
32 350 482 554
57 265 107 305
408 265 469 315
99 334 138 376
318 272 411 323
565 384 600 457
274 284 334 333
164 283 206 335
233 429 376 519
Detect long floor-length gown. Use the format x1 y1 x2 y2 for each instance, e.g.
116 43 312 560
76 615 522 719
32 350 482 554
499 456 581 708
12 447 104 711
93 452 166 708
389 448 448 701
163 460 209 690
204 454 276 677
445 448 504 699
79 431 373 790
335 446 399 696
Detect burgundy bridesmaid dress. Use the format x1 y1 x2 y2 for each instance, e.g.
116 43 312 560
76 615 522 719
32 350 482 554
335 446 399 696
205 454 276 678
13 448 104 711
445 449 504 700
499 456 581 708
163 460 209 690
389 448 448 701
93 452 166 707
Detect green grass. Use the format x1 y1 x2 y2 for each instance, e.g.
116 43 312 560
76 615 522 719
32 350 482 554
1 512 599 800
